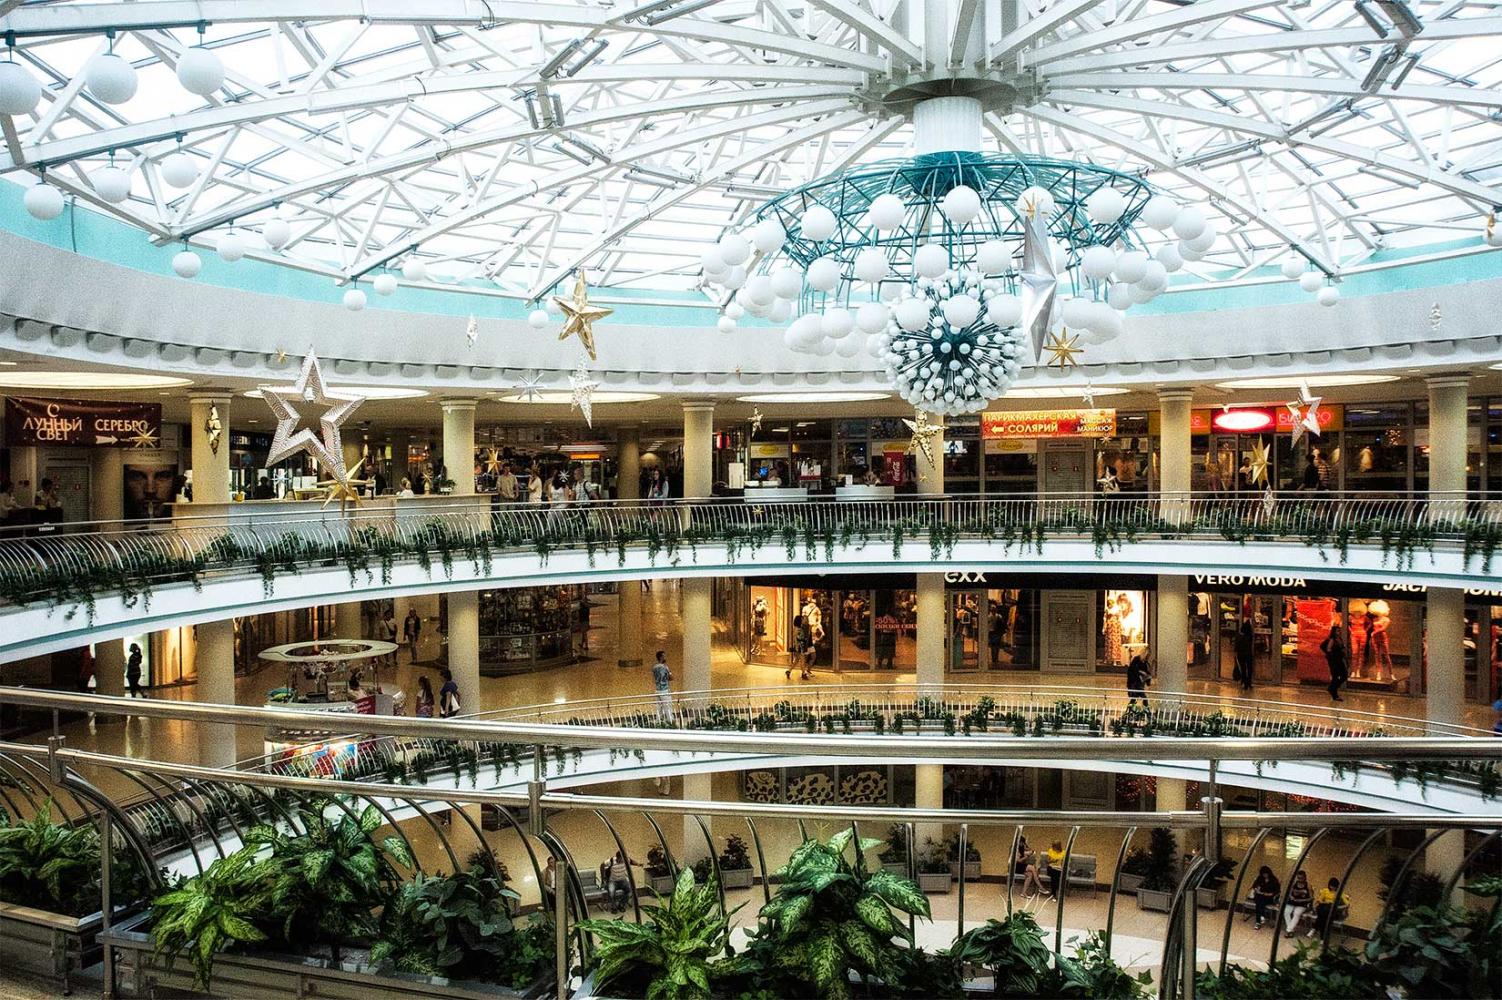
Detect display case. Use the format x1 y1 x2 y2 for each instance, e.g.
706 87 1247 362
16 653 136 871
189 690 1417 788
477 585 584 675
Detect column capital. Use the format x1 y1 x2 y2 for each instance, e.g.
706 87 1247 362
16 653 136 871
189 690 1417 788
1425 374 1471 391
188 389 234 404
439 397 479 413
1157 387 1195 403
682 398 716 413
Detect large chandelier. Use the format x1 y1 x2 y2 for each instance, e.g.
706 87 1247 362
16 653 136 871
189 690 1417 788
703 103 1221 415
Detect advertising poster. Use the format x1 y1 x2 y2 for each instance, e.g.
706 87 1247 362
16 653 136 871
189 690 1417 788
1295 597 1340 684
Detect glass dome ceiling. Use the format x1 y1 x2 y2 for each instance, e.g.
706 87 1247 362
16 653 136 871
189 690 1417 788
1 0 1499 302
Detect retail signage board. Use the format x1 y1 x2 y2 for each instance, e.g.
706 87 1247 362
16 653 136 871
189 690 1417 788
748 442 789 459
981 409 1116 439
1155 406 1345 435
5 396 162 448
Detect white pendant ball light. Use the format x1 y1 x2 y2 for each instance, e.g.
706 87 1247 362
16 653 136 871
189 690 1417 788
805 256 841 292
986 293 1022 328
1317 286 1341 307
913 243 949 279
92 165 132 204
724 302 745 321
768 299 792 322
401 257 427 282
1092 302 1124 339
172 249 202 279
1140 195 1180 230
788 314 822 346
1015 185 1056 219
1280 258 1305 281
1129 282 1158 304
1085 187 1127 225
263 218 292 251
770 267 802 300
942 294 981 329
976 239 1010 274
1106 283 1133 311
1172 206 1207 242
176 46 224 96
1156 243 1184 273
85 53 138 105
1177 240 1205 263
895 297 931 332
811 336 836 357
23 182 64 220
1138 259 1169 292
800 204 837 241
867 193 905 230
700 246 727 276
836 334 863 358
750 218 785 254
1298 271 1323 293
821 307 854 339
853 246 890 284
216 233 246 263
343 288 367 311
1185 219 1218 253
1081 245 1117 282
1059 297 1091 329
718 232 750 267
721 265 748 291
745 274 775 308
160 151 199 189
0 60 42 115
856 301 890 334
717 315 737 333
1114 250 1149 284
940 184 982 225
783 325 804 351
373 273 398 296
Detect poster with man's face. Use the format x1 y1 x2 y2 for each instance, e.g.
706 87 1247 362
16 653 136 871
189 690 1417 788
124 464 178 520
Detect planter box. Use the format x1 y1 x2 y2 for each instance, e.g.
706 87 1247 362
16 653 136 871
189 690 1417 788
1117 872 1145 895
0 902 103 990
648 874 677 895
882 860 909 876
720 868 754 891
1197 885 1225 910
949 861 982 881
1136 888 1173 913
918 872 952 894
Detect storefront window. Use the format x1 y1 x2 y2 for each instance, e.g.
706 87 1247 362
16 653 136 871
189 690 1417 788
987 589 1038 668
795 588 835 668
1097 414 1151 494
943 417 981 492
1350 596 1413 688
1344 404 1410 494
837 591 873 671
1098 589 1148 668
749 585 790 664
476 586 582 673
983 440 1038 495
873 589 916 670
789 420 833 491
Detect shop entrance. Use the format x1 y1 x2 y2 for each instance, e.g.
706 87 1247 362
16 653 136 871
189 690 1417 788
1041 592 1093 672
947 590 984 671
1214 594 1282 684
1040 443 1090 495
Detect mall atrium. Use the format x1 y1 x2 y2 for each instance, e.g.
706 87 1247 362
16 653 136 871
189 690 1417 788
0 1 1500 998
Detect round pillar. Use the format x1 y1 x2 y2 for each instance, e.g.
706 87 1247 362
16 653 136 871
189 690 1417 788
1158 388 1193 518
194 620 238 769
89 447 125 524
189 392 233 505
1155 575 1188 695
447 591 480 712
1426 587 1465 729
94 638 125 701
914 411 946 685
334 601 364 640
616 425 644 669
1427 375 1469 521
681 402 715 690
441 399 478 495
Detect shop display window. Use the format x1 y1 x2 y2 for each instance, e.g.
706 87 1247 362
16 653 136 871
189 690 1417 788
748 585 789 663
1350 597 1411 686
795 589 835 668
1344 404 1410 494
873 589 916 670
1097 589 1148 668
838 591 872 671
986 589 1038 668
475 586 582 673
983 440 1038 495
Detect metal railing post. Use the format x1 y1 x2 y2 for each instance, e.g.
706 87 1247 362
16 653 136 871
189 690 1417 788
1182 870 1198 1000
100 809 116 1000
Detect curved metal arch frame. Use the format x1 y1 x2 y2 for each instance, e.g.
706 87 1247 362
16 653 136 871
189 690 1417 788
1103 824 1139 951
113 767 209 876
691 813 728 918
57 770 168 895
1368 827 1451 941
1321 827 1391 952
1054 824 1082 955
11 752 87 824
1159 854 1212 1000
535 827 593 966
483 803 550 905
0 752 45 817
1267 826 1333 968
137 770 229 863
592 807 643 924
1217 826 1273 973
1442 828 1502 902
744 817 773 907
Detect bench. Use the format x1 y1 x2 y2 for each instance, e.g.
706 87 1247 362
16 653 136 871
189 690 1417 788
577 869 609 909
1008 853 1098 898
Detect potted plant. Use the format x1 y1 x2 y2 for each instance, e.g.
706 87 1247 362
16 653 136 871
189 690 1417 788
718 835 755 890
880 824 911 875
1135 828 1177 912
945 833 981 881
578 869 735 1000
949 912 1051 993
917 839 952 895
1117 846 1150 894
644 845 676 895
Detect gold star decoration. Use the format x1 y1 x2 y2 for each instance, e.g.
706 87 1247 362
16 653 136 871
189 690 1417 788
259 350 365 478
1246 438 1270 486
1042 328 1082 370
274 348 288 365
127 426 160 449
316 458 371 510
484 448 503 475
552 271 612 361
569 364 600 428
750 407 764 435
903 411 946 471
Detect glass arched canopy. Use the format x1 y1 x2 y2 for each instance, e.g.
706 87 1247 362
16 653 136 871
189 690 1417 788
1 0 1499 302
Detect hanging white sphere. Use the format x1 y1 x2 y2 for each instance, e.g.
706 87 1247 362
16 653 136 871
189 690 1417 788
851 246 889 284
1015 186 1056 219
1317 286 1340 307
1172 206 1207 241
1106 283 1133 311
856 301 890 334
745 274 775 307
805 256 840 292
1299 271 1323 293
1081 245 1117 282
721 265 748 290
782 326 806 352
343 288 367 311
1487 223 1502 249
92 165 132 204
1138 259 1169 292
768 298 792 322
1140 195 1180 231
821 307 855 339
1184 219 1218 253
770 267 802 300
724 302 745 321
811 335 837 357
1114 250 1149 284
263 218 292 251
700 247 728 276
1177 240 1205 263
372 273 397 296
800 204 838 241
1059 297 1092 330
160 152 199 189
216 233 246 263
895 297 931 332
717 315 737 333
1280 258 1305 281
1076 323 1112 346
23 182 64 220
750 218 785 254
786 314 820 346
1085 187 1127 225
913 243 950 280
1089 302 1123 339
1155 243 1184 273
736 288 768 318
172 250 202 279
1129 282 1158 304
986 293 1022 328
85 53 138 104
976 240 1010 275
940 184 982 225
942 294 981 329
865 333 886 356
0 61 43 116
718 233 750 267
835 334 863 358
176 46 225 96
867 193 905 230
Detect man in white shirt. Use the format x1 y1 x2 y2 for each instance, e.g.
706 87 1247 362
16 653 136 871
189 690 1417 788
496 463 519 502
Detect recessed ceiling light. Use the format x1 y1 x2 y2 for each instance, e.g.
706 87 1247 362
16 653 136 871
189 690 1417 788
1004 386 1130 399
0 372 193 390
242 385 428 400
0 361 17 367
737 391 889 403
1215 375 1401 390
493 391 659 404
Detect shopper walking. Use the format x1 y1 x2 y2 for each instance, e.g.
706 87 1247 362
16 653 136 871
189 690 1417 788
125 643 144 698
1126 651 1152 707
438 668 461 718
403 608 422 662
1320 620 1350 702
1233 620 1255 692
415 676 435 719
651 650 673 723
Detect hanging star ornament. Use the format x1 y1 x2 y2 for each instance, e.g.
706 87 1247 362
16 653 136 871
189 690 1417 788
465 314 479 347
512 370 546 403
903 411 946 471
553 271 612 361
1043 329 1082 370
316 458 371 511
1019 214 1059 362
569 365 600 427
1288 379 1324 445
1430 302 1443 333
1247 438 1271 486
750 407 764 435
259 350 365 477
1261 488 1277 516
1081 380 1096 408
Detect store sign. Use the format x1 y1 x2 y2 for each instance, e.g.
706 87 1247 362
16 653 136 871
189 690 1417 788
981 409 1116 439
4 396 162 448
1211 408 1274 433
1191 573 1502 601
1181 405 1343 435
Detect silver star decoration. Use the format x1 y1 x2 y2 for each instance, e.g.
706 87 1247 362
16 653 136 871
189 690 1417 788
1019 213 1059 362
465 314 479 347
750 407 764 435
1261 488 1277 516
1295 380 1323 441
1429 303 1442 333
259 351 364 477
569 365 600 427
1097 470 1120 494
513 370 546 403
1081 380 1096 408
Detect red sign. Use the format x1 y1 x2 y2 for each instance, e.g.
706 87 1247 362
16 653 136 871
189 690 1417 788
1211 408 1274 433
981 409 1116 439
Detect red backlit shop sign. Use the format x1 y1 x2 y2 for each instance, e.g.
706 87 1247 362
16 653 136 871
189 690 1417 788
1188 406 1343 435
981 409 1117 439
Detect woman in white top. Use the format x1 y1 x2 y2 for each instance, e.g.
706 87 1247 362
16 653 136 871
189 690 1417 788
526 466 544 504
397 477 415 498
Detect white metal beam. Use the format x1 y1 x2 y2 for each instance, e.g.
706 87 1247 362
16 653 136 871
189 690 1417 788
807 0 924 67
991 0 1107 65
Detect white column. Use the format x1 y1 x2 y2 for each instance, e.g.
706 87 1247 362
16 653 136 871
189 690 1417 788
913 411 946 846
447 592 480 713
1425 586 1467 891
8 445 39 507
1158 388 1193 516
334 602 364 639
194 620 237 769
188 392 232 505
441 399 478 495
1156 575 1188 694
89 447 125 524
681 402 716 855
94 638 125 701
617 425 644 669
1427 375 1469 521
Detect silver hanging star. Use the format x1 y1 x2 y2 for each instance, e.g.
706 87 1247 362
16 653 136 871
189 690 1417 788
750 407 764 435
259 351 364 477
1019 213 1059 362
569 365 600 427
1429 303 1442 333
1081 379 1096 408
513 370 546 403
465 314 479 347
1297 379 1323 440
1287 400 1308 445
1261 488 1277 517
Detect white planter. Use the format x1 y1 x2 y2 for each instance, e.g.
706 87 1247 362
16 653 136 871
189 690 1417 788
949 861 982 881
1136 887 1173 912
1117 872 1145 895
0 903 102 988
720 868 754 890
649 873 677 894
918 872 952 894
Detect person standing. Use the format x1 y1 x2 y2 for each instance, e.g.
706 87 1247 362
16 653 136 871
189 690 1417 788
1126 650 1152 707
438 668 461 718
415 676 435 719
651 650 673 724
1321 619 1350 702
125 643 144 698
496 463 519 503
526 464 544 505
1234 620 1255 692
403 608 422 662
382 609 399 666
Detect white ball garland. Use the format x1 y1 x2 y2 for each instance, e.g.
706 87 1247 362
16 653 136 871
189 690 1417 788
263 218 292 251
940 185 982 225
0 60 42 115
866 193 905 230
160 151 199 189
805 256 840 292
1085 187 1127 225
853 246 890 284
85 53 138 104
1317 286 1341 307
172 249 202 278
913 243 949 279
1298 271 1323 293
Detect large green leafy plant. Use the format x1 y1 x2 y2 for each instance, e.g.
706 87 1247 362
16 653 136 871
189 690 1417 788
1195 946 1377 1000
372 866 522 981
151 848 270 989
579 868 736 1000
1050 932 1152 1000
949 912 1051 996
0 803 101 916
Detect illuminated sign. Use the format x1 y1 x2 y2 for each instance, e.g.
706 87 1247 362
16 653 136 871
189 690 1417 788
1211 408 1274 433
981 409 1117 439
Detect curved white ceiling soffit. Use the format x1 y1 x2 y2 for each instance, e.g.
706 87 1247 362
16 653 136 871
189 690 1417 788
2 0 1501 306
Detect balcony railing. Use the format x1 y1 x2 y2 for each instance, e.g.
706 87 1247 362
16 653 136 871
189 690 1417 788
1 492 1499 614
